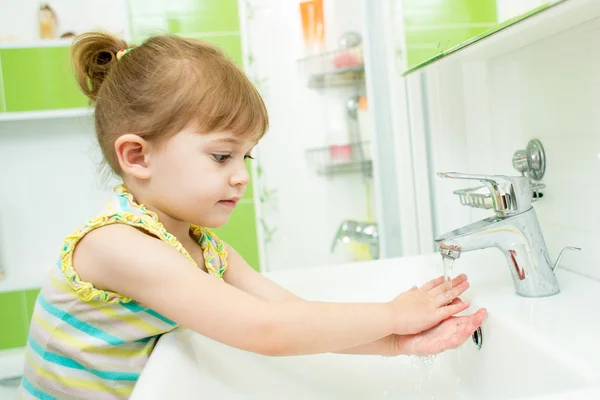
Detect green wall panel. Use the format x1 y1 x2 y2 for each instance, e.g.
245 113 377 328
0 291 28 350
243 159 254 200
403 0 498 25
214 203 260 271
405 27 495 47
166 0 240 34
25 289 40 322
0 288 40 351
403 0 498 68
0 46 88 112
0 54 5 112
199 35 243 66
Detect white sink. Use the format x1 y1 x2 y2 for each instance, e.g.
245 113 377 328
132 252 600 400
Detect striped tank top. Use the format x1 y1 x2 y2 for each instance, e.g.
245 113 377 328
18 184 228 399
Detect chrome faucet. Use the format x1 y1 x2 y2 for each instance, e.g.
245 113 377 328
434 173 579 298
331 220 379 260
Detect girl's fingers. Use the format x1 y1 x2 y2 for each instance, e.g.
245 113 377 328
420 276 445 291
429 274 468 296
436 281 470 305
438 298 471 318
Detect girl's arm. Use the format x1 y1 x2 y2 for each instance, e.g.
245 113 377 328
222 245 304 302
224 245 396 355
223 245 479 356
73 224 469 356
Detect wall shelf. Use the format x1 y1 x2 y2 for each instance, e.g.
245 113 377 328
306 142 372 177
0 108 93 122
298 45 365 89
0 38 75 50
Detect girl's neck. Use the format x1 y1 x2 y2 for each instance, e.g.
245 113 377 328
122 183 193 244
149 206 193 244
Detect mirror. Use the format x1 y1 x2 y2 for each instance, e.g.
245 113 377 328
396 0 557 70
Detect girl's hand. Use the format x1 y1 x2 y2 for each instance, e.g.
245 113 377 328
390 274 472 335
392 303 487 356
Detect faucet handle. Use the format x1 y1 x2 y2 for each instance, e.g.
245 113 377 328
437 172 532 217
552 246 581 272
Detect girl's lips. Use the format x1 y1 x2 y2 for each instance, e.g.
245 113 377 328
218 199 239 209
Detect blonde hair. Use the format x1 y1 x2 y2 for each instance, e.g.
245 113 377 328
71 32 268 174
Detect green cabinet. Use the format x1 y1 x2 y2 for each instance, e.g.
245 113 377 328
0 45 88 112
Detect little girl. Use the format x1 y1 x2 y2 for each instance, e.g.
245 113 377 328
18 32 486 399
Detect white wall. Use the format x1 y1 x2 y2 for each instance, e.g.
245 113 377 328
0 117 117 292
406 7 600 281
242 0 373 272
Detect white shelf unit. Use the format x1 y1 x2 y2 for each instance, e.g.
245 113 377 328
0 108 93 122
0 38 74 50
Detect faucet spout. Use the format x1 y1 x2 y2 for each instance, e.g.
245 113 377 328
435 208 561 297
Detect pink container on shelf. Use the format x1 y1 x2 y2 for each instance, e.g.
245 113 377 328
329 144 353 163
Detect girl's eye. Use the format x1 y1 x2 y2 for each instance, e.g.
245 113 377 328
212 154 231 163
244 155 255 160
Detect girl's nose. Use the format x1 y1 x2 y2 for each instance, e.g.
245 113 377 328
230 161 250 186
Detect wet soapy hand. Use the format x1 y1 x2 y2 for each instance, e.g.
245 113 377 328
393 302 487 356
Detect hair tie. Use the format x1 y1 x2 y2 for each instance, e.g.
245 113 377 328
116 48 132 61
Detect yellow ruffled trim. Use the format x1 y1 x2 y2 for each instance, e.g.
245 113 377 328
190 225 229 279
113 184 161 223
61 185 228 303
61 213 171 304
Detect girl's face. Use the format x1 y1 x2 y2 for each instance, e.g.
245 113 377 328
143 127 255 228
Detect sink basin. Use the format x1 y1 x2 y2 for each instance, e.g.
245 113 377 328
131 252 600 400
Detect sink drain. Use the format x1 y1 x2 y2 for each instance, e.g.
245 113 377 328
0 376 21 387
472 327 483 350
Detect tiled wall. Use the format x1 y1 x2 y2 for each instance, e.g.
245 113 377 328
406 11 600 281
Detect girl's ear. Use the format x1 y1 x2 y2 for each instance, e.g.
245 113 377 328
114 134 152 180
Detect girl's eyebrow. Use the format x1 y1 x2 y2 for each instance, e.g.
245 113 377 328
210 137 240 144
